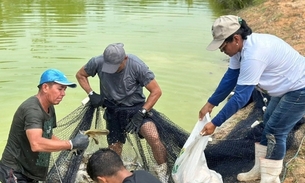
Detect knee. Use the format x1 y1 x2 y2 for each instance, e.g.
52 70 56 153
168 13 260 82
146 133 160 143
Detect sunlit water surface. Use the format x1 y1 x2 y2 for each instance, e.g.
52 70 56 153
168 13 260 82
0 0 228 155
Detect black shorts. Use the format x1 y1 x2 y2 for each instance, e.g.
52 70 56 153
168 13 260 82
0 162 38 183
103 101 153 145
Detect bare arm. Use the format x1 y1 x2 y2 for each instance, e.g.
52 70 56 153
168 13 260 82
26 129 71 152
75 66 93 94
143 79 162 111
51 135 61 141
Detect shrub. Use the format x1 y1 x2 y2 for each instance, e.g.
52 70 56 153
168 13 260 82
209 0 264 12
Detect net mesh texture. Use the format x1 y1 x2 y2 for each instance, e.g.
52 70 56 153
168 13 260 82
45 91 305 183
46 103 189 183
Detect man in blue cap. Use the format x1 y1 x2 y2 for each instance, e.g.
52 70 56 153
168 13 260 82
0 69 89 183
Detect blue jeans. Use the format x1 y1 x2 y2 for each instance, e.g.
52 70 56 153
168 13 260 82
260 87 305 160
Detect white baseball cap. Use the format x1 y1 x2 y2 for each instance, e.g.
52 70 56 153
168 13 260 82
206 15 242 51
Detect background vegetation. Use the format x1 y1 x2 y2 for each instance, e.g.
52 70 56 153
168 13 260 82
209 0 265 12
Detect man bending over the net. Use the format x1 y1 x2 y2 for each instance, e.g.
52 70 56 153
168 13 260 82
87 148 162 183
76 43 168 183
0 69 89 183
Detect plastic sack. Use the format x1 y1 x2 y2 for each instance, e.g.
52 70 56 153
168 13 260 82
172 114 223 183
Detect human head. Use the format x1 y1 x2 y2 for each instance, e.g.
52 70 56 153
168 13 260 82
38 69 77 88
87 148 125 182
102 43 126 74
206 15 252 51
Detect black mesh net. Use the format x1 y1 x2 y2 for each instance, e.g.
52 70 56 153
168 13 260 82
46 103 189 183
45 93 305 183
204 90 305 183
46 104 95 183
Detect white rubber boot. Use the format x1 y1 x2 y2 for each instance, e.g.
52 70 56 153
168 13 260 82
260 158 283 183
154 163 169 183
237 143 267 181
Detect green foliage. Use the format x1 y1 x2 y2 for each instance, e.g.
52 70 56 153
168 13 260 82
209 0 264 13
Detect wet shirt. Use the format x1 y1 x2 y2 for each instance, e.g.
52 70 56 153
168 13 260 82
123 170 162 183
0 96 56 180
84 54 155 106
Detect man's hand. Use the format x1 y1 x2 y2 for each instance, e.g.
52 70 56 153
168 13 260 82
199 102 214 120
70 133 89 150
125 110 145 134
200 122 216 136
88 91 103 108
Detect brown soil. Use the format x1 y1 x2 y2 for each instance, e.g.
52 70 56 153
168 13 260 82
218 1 305 182
237 0 305 55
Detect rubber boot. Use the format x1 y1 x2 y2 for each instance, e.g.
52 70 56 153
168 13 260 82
237 143 267 181
260 158 283 183
154 163 169 183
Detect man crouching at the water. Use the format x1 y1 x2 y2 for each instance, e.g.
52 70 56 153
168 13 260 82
87 148 162 183
0 69 89 183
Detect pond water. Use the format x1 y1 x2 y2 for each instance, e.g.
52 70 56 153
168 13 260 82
0 0 228 155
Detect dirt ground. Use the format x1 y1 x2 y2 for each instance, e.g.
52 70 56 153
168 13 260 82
221 0 305 182
237 0 305 55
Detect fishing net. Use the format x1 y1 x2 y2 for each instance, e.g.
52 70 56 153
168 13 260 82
204 90 305 183
45 90 305 183
45 104 95 183
45 101 189 183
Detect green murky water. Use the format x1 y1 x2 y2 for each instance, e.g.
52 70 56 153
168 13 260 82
0 0 228 155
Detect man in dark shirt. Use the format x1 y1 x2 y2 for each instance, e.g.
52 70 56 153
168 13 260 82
0 69 89 183
87 148 162 183
76 43 168 182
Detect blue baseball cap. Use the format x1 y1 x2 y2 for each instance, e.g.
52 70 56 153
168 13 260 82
38 69 77 88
